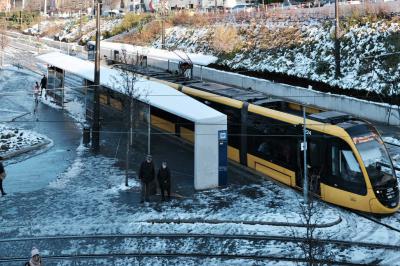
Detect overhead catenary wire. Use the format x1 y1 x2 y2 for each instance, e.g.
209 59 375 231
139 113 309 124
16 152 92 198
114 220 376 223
0 119 369 128
0 126 382 138
0 89 397 100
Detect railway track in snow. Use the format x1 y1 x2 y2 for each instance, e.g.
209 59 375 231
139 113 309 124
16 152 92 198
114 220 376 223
0 252 369 266
0 233 398 265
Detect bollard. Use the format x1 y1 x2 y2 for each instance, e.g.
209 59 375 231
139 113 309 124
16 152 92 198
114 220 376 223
83 126 91 145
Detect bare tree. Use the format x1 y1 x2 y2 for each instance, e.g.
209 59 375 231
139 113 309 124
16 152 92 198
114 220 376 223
112 49 148 186
288 184 335 265
0 18 9 68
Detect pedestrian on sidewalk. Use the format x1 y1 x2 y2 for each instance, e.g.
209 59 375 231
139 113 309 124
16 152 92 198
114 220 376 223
40 74 47 99
24 247 42 266
33 81 40 114
157 160 171 201
0 156 7 197
139 154 155 203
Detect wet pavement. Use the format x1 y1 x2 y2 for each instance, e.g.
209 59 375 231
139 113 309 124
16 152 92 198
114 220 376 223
0 69 81 193
1 68 257 201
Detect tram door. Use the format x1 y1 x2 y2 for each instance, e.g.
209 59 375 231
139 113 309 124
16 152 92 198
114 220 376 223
296 135 325 196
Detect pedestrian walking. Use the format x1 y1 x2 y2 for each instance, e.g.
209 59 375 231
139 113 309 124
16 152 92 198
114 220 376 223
33 81 40 114
24 247 42 266
40 74 47 99
157 161 171 201
0 156 7 197
139 154 155 203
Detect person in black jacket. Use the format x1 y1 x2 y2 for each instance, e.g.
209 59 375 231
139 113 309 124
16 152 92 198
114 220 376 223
40 74 47 99
0 156 6 196
157 161 171 201
139 154 155 203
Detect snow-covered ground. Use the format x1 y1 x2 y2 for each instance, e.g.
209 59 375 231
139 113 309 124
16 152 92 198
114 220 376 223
0 125 51 158
1 142 400 264
2 34 400 265
24 17 121 43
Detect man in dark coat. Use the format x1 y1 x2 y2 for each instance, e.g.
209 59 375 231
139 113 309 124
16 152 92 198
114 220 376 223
40 74 47 98
157 161 171 201
139 154 155 203
0 156 6 196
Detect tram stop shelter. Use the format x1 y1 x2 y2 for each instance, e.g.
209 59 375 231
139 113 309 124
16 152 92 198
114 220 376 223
37 52 227 190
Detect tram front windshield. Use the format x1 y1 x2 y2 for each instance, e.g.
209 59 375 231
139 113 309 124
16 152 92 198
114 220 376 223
354 134 396 189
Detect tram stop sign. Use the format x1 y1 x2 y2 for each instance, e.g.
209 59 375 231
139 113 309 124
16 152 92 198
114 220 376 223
218 130 228 186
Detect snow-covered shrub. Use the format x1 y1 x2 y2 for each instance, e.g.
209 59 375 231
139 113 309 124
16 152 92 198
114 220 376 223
212 25 243 55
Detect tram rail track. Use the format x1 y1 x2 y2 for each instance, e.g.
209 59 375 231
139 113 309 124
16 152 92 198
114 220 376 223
354 210 400 234
0 232 397 265
0 232 399 250
0 252 369 266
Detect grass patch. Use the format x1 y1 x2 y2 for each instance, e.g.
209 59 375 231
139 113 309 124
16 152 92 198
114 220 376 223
111 13 151 37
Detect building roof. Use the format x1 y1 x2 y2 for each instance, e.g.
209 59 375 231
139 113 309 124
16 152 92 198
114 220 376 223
93 41 218 66
37 52 226 123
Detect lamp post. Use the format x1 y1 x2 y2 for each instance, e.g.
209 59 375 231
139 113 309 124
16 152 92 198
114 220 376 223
334 0 340 79
92 0 101 151
302 106 308 204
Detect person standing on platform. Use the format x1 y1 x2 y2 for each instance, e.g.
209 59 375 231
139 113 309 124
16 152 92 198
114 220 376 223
0 156 7 197
139 154 155 203
40 74 47 99
157 161 171 201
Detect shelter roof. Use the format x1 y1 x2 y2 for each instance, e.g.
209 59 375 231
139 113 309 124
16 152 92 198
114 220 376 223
37 52 225 123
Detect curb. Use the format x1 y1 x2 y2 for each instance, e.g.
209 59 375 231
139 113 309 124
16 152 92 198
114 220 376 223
1 140 51 160
145 216 342 228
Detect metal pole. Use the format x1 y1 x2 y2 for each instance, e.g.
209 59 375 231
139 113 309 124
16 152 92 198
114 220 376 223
334 0 340 79
92 1 101 151
38 1 41 33
147 104 150 154
161 18 165 49
303 106 308 204
161 1 165 49
79 9 82 38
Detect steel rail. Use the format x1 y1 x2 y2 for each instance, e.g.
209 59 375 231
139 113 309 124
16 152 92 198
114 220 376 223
354 211 400 234
0 233 399 251
0 251 371 266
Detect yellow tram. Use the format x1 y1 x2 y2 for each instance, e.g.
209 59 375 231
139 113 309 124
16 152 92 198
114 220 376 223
147 79 399 214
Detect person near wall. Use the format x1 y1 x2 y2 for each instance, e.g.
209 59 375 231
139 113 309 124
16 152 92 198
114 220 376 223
139 154 155 203
157 161 171 201
0 156 7 196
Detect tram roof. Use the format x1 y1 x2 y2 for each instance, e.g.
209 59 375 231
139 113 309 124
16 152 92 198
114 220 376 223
37 52 226 123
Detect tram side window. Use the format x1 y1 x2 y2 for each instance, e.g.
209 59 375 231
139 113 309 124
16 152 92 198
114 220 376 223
247 113 295 169
330 143 367 195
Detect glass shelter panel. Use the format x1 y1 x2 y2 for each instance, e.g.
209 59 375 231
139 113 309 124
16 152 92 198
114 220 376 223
47 67 64 107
